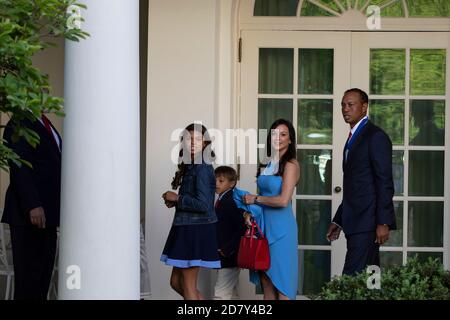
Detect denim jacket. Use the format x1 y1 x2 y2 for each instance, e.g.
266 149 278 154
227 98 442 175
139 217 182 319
173 162 217 226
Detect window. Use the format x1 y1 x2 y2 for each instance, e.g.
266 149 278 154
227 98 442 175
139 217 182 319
253 0 450 18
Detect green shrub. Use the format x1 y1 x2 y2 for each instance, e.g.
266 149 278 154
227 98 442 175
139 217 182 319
315 257 450 300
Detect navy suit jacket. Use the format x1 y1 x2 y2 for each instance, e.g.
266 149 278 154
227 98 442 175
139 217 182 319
2 117 62 227
215 188 246 268
332 121 396 235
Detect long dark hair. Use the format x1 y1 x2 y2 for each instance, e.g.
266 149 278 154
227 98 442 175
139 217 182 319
171 123 215 190
257 119 296 177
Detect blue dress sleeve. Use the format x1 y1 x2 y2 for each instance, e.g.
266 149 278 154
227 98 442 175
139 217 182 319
232 188 265 233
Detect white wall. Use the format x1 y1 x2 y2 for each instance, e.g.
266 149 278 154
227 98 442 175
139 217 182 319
31 38 65 133
146 0 235 299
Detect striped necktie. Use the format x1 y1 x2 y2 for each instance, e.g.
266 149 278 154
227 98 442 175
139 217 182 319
347 131 353 142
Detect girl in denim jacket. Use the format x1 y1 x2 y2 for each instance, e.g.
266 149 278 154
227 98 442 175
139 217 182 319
161 123 220 299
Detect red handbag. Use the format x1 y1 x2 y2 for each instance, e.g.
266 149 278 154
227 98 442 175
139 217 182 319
237 221 270 271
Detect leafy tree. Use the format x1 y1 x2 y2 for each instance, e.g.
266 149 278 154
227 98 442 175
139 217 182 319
0 0 88 171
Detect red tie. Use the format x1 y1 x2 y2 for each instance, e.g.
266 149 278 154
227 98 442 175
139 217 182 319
41 115 57 145
347 131 353 142
215 198 220 209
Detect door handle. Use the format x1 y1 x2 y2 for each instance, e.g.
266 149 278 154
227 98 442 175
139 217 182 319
334 186 342 193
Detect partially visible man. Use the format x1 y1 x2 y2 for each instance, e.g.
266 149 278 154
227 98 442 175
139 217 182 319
2 114 61 300
326 88 396 276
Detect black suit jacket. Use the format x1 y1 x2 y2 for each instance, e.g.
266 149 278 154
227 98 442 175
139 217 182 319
332 121 396 235
2 117 62 227
215 188 247 268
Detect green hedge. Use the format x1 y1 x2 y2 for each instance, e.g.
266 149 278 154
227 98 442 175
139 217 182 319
315 257 450 300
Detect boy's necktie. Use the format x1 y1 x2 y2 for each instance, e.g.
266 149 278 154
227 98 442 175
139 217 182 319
215 198 220 209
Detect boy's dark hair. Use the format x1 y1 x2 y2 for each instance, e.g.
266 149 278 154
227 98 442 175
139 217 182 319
215 166 238 183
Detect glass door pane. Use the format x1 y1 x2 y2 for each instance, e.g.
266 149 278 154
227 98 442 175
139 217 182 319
410 49 446 95
259 48 294 94
299 49 333 94
297 47 335 296
298 99 333 144
370 49 405 95
409 100 445 146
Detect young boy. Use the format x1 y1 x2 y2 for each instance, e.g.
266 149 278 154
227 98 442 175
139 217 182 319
213 166 247 300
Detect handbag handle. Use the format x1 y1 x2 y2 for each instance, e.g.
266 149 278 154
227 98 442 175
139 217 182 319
253 221 265 238
245 220 265 239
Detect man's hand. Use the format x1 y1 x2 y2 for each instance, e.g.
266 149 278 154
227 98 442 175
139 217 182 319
326 223 341 242
30 207 46 229
376 224 390 244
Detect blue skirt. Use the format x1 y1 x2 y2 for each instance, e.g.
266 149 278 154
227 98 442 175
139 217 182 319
160 223 221 269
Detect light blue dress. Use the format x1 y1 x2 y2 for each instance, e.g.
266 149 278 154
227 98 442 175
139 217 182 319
234 162 298 299
258 173 298 299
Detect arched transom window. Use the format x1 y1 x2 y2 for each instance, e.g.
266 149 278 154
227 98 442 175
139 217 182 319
253 0 450 18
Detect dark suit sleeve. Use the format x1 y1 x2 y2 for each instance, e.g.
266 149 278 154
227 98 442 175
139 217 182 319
177 165 213 213
4 124 42 214
221 206 246 256
369 130 396 229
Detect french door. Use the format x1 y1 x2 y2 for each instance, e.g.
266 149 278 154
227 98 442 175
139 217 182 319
238 30 449 299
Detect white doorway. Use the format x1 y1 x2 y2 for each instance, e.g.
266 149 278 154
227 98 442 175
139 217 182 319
237 30 449 299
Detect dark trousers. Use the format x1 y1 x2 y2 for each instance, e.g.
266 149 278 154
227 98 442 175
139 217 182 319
342 231 380 276
9 225 57 300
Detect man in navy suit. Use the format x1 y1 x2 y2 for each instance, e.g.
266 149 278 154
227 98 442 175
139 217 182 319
326 88 396 276
2 114 61 300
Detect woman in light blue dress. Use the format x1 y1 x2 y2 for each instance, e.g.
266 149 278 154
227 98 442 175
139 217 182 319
242 119 299 300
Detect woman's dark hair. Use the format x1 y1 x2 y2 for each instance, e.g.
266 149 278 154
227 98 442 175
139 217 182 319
257 119 296 177
171 123 215 190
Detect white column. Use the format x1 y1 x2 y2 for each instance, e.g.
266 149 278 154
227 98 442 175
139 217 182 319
58 0 140 299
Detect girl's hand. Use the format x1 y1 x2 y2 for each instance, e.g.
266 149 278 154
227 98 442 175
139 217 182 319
164 201 176 208
243 194 257 205
162 191 179 203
